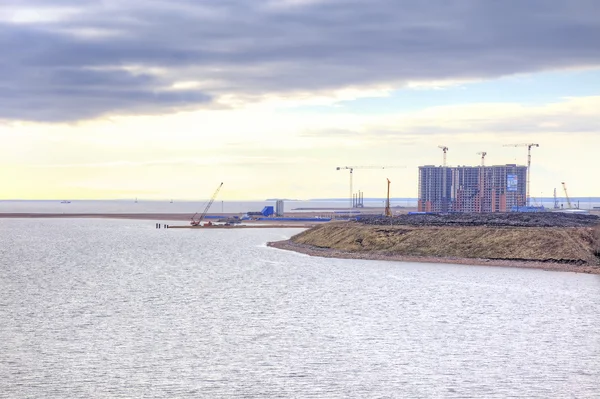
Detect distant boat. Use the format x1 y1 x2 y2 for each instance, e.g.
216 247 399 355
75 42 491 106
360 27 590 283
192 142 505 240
135 197 138 203
60 200 71 204
170 199 173 203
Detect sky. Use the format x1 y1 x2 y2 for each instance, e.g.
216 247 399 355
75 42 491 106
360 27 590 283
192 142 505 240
1 0 599 201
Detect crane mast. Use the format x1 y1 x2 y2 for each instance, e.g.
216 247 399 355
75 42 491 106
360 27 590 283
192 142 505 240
191 182 224 226
476 152 487 213
385 178 392 217
438 145 449 167
476 151 487 166
503 143 539 206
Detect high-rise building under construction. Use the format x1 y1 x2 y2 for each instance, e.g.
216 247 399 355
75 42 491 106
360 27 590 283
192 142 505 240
418 164 527 213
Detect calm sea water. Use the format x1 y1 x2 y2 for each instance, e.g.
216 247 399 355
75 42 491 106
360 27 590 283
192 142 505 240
1 218 599 398
0 199 418 215
0 198 598 215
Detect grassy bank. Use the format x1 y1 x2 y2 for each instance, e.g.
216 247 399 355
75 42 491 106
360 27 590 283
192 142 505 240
290 223 600 266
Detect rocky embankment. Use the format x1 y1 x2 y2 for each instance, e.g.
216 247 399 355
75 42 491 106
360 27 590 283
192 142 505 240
357 211 599 227
269 213 600 274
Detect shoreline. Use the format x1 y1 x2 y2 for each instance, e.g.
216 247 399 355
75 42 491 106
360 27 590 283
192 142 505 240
0 213 322 228
267 239 600 275
0 213 195 220
0 212 324 222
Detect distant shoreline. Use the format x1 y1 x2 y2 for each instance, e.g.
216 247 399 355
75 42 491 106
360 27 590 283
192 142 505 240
268 239 600 274
0 213 324 227
0 213 197 221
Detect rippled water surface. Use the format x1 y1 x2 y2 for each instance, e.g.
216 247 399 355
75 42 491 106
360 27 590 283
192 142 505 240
1 218 599 398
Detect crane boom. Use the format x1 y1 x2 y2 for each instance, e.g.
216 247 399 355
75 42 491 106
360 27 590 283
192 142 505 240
336 166 405 208
561 182 572 209
191 182 224 226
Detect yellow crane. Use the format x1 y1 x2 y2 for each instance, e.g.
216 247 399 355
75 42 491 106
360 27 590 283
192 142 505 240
385 178 392 217
438 145 449 166
503 143 539 206
561 182 573 209
336 165 405 208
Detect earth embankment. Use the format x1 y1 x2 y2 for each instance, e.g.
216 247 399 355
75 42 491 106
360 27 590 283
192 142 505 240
270 216 600 273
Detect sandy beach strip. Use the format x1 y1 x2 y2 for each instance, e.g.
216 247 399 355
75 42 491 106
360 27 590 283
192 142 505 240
267 239 600 275
0 213 323 228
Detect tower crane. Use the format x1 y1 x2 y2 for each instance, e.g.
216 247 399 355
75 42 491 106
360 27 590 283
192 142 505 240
476 152 487 212
191 182 223 226
503 143 539 206
476 151 487 166
336 166 405 208
385 178 392 217
438 145 449 167
561 182 573 209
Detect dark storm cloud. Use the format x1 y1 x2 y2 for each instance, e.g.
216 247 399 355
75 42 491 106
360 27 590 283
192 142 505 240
2 0 600 121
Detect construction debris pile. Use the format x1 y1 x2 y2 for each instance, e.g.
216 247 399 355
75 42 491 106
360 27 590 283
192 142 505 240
357 212 600 228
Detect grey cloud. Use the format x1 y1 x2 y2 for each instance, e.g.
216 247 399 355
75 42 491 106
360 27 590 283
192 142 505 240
2 0 600 121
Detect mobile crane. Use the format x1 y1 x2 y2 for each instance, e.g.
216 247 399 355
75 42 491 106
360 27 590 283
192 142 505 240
191 182 223 226
561 182 573 209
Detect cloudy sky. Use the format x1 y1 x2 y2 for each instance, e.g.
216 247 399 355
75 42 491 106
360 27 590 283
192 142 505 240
1 0 599 200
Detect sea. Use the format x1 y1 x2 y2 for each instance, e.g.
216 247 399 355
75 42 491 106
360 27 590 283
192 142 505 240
0 197 599 215
1 218 599 398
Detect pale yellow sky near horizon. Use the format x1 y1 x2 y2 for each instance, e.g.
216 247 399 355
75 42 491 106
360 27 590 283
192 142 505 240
2 92 599 200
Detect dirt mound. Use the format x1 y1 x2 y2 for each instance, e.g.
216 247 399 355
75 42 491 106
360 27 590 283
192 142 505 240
290 223 600 266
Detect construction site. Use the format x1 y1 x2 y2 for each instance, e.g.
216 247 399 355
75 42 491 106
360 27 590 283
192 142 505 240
415 143 591 214
272 143 599 270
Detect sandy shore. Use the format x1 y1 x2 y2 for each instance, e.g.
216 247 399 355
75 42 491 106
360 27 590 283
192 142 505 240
268 239 600 275
0 213 325 228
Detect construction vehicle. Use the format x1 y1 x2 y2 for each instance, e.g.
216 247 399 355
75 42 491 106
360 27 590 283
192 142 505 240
561 182 573 209
191 182 223 226
385 178 392 217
